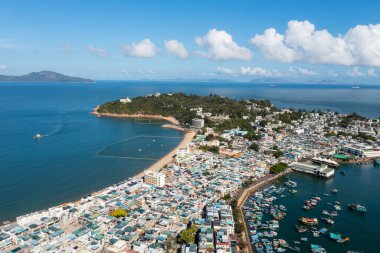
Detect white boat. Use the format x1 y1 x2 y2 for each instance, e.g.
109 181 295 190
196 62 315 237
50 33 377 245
33 134 42 139
352 86 360 89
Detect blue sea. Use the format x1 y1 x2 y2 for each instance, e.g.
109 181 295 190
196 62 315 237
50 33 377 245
0 81 380 222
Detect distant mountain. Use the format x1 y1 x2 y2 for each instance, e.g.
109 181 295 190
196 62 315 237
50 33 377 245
0 71 93 83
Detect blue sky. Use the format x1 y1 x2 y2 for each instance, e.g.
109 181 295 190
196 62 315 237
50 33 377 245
1 0 380 82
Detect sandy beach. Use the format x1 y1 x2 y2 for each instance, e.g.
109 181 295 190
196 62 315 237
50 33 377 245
91 106 196 179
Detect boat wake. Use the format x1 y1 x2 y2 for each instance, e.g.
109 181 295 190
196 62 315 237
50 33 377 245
34 124 64 139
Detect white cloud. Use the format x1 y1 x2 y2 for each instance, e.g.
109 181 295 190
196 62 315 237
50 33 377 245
348 66 365 77
216 67 236 75
122 39 158 58
164 40 188 59
289 66 318 76
196 29 252 60
240 66 281 77
367 68 377 77
86 45 109 58
0 64 7 70
251 20 380 67
251 28 299 62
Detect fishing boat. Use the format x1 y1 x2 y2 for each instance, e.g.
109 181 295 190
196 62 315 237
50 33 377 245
299 217 318 226
289 189 297 194
33 133 42 139
330 188 338 193
310 244 326 253
284 180 297 188
295 225 308 233
334 204 341 211
302 205 310 211
329 232 350 242
348 203 367 213
321 217 334 225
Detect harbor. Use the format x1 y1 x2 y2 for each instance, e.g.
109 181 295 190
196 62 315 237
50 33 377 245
243 163 379 252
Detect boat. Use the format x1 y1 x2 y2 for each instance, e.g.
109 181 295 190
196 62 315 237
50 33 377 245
330 188 338 193
310 244 326 253
33 134 42 139
284 180 297 188
329 232 350 242
289 189 297 194
321 217 334 225
348 203 367 213
295 225 308 233
334 205 341 211
270 84 277 87
340 171 346 175
299 217 318 226
352 86 360 89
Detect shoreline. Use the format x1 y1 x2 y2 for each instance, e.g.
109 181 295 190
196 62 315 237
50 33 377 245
91 106 179 125
1 109 195 226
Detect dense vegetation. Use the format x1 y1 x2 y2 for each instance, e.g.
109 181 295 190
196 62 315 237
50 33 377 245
178 224 198 244
270 162 288 174
98 93 272 132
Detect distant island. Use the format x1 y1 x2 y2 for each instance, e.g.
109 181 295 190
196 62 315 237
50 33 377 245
0 71 93 83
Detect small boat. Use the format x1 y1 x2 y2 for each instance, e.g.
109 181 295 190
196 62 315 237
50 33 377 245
295 225 308 233
289 189 297 194
302 205 310 211
340 171 346 175
284 180 297 188
312 231 320 237
330 188 338 193
299 217 318 226
334 205 341 211
352 86 360 89
310 244 326 253
33 134 42 139
348 203 367 213
321 217 334 225
300 237 308 241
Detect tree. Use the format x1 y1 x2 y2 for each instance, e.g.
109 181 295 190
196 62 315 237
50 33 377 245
273 150 284 158
249 143 259 152
110 208 127 217
270 163 288 174
178 224 198 244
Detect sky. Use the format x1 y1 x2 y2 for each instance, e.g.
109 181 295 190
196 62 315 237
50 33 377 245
1 0 380 83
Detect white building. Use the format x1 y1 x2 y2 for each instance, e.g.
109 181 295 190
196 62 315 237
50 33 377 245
119 97 132 103
192 118 205 128
290 162 335 178
144 171 166 187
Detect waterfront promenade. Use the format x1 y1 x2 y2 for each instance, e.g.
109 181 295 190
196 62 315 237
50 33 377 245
236 169 292 253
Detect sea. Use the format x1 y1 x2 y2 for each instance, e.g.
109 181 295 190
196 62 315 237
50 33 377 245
248 164 380 252
0 81 379 225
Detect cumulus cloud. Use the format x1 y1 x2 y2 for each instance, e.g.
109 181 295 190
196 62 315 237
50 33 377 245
86 45 109 58
289 66 318 76
122 39 158 58
216 67 236 75
348 67 365 77
164 40 188 59
240 66 281 77
251 20 380 67
0 64 7 70
196 29 252 60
